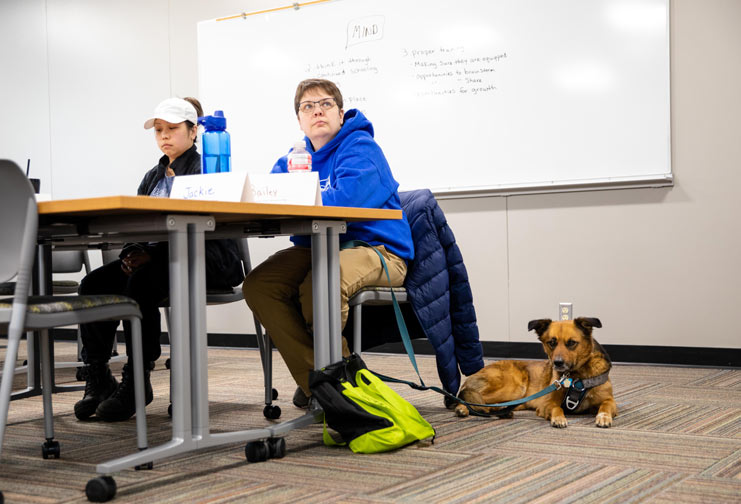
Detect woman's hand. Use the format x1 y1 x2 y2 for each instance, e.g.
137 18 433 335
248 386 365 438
121 249 152 276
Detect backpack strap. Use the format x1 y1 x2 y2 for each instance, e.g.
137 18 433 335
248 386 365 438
322 417 346 446
342 240 425 387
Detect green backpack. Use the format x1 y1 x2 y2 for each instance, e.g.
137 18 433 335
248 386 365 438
309 354 435 453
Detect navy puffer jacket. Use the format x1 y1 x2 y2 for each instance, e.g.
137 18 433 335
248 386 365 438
400 189 484 394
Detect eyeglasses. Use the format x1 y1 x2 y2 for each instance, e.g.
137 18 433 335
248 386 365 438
298 98 337 114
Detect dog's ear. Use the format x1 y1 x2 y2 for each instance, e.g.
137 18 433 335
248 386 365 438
574 317 602 335
528 318 552 336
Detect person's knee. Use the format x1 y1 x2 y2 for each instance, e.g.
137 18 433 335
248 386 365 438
242 271 265 309
126 270 167 306
78 274 94 295
78 267 113 295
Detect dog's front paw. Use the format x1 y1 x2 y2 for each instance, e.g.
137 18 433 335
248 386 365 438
455 405 470 418
595 412 612 428
550 415 568 428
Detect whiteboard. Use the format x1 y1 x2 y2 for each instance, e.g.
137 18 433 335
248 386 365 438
197 0 671 197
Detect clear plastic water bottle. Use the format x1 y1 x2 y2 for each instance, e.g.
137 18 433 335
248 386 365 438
287 140 312 172
198 110 231 174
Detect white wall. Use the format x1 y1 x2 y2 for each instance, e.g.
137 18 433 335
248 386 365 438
2 0 739 350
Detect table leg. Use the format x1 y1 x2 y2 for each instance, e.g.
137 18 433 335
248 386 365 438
327 225 342 364
188 219 211 439
311 227 330 369
95 215 214 473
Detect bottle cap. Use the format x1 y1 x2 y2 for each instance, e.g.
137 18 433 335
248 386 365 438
293 140 306 150
198 110 227 131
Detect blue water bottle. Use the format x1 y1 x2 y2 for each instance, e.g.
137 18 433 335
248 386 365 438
198 110 231 173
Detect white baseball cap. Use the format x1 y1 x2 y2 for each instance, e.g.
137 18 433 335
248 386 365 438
143 98 198 129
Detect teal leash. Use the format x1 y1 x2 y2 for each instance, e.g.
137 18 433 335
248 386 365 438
342 240 568 417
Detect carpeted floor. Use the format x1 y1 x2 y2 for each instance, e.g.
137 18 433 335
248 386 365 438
1 341 740 503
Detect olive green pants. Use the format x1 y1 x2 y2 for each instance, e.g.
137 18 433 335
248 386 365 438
243 245 407 394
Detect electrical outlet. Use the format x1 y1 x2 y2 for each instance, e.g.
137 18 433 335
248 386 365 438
559 302 573 321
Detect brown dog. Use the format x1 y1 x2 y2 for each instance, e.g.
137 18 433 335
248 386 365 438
455 317 617 428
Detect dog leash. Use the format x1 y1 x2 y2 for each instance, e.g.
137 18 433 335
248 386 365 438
372 370 578 418
342 240 584 417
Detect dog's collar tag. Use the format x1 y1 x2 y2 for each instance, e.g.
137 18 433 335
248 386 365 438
556 376 573 389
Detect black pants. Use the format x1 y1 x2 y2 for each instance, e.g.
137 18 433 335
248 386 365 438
78 258 169 365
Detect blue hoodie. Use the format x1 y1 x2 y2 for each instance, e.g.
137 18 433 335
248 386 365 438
272 109 414 261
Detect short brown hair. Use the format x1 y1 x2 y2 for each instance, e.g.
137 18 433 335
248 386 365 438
294 79 344 115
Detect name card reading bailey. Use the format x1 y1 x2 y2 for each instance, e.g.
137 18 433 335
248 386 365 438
170 172 250 202
243 172 322 206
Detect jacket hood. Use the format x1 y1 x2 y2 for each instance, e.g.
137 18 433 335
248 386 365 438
305 109 373 163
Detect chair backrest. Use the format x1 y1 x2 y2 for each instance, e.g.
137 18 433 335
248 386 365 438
0 159 38 330
0 160 37 284
51 250 90 274
237 238 253 276
101 247 122 265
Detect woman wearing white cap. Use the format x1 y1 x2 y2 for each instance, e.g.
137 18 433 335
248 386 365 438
74 97 245 422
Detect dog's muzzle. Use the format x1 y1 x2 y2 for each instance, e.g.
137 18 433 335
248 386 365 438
553 358 569 372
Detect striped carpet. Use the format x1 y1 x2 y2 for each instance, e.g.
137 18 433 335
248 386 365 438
0 341 739 503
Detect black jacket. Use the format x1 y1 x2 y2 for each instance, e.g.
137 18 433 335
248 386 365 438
122 145 245 289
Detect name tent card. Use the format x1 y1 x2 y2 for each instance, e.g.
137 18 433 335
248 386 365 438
170 172 250 202
169 171 322 206
243 172 322 206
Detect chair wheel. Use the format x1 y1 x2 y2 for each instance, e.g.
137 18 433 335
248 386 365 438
168 403 172 417
42 439 60 459
263 404 281 419
272 388 279 400
165 358 171 369
85 476 117 502
245 440 269 462
267 437 286 459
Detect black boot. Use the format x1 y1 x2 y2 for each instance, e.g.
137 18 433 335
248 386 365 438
74 362 118 420
95 363 153 422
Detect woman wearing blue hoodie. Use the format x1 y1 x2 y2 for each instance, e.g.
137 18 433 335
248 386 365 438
243 79 414 407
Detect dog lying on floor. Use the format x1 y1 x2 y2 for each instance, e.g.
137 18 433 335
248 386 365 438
455 317 617 428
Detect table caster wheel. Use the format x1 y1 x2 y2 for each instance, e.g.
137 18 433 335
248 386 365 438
272 388 279 400
267 437 286 459
245 440 269 462
85 476 116 502
263 404 281 419
42 439 60 459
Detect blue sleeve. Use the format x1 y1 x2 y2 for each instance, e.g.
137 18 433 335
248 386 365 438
272 155 288 174
321 134 398 209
